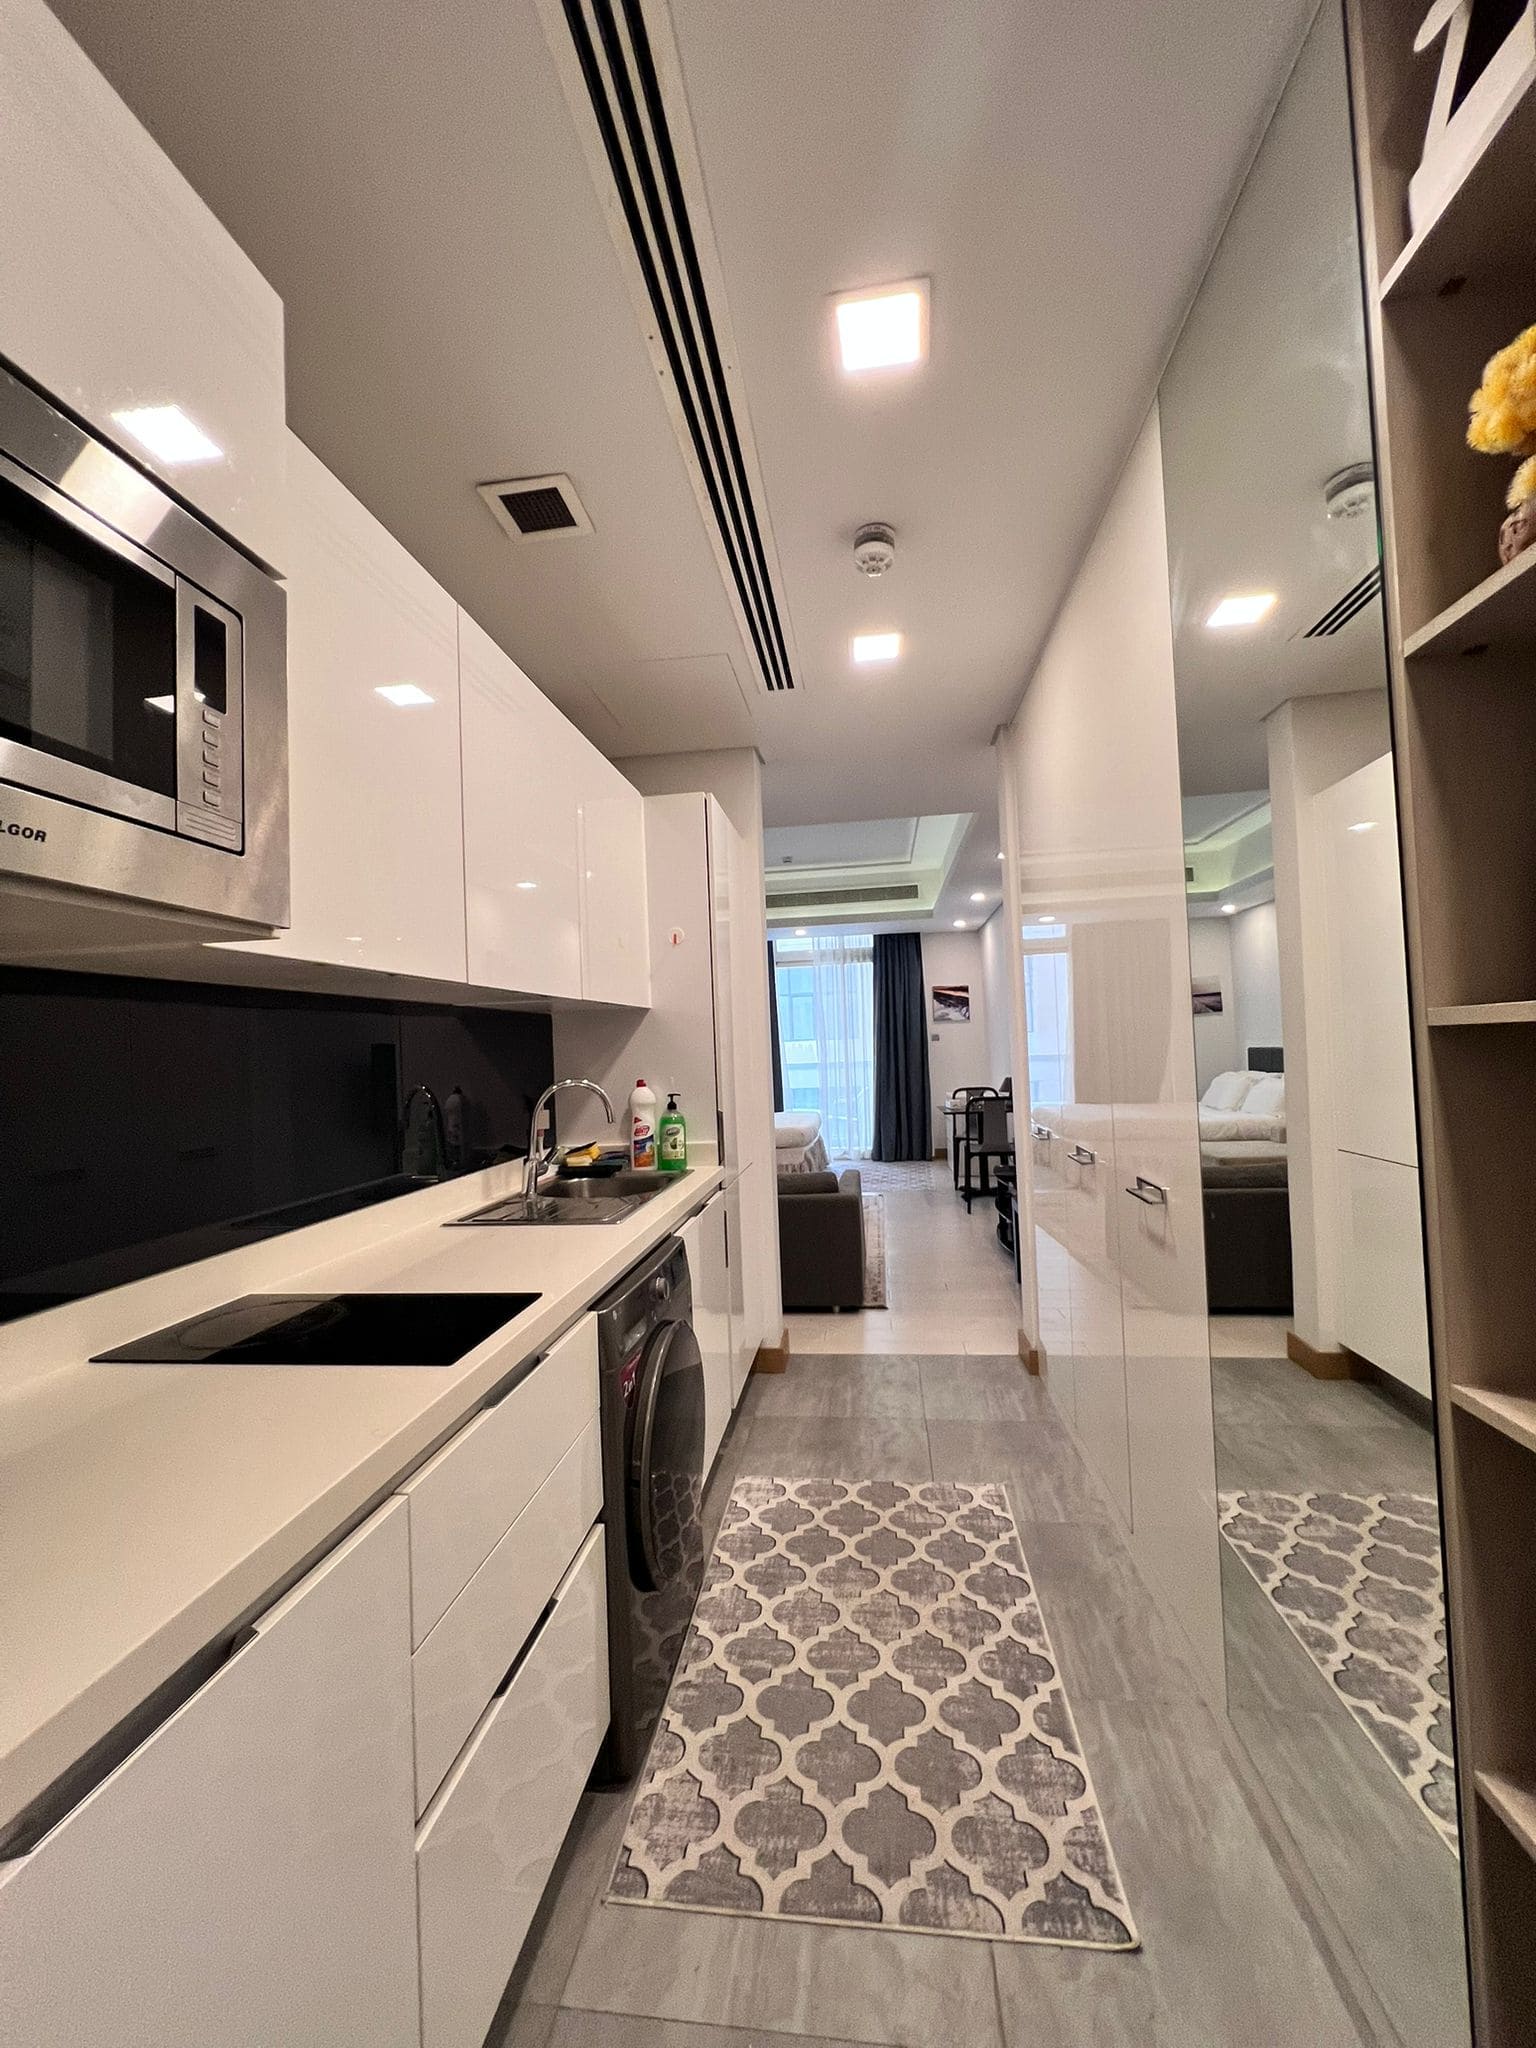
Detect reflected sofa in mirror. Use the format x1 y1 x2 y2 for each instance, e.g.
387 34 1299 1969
1156 5 1469 2045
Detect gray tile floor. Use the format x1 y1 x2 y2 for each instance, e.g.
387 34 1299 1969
1211 1347 1468 2048
482 1175 1467 2048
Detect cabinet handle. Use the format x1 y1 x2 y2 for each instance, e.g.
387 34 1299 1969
1068 1146 1097 1166
1031 1123 1052 1141
1123 1176 1168 1206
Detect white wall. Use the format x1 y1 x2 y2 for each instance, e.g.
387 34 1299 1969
1228 900 1283 1061
1187 919 1238 1092
1266 690 1391 1352
979 909 1013 1088
998 408 1222 1702
921 929 991 1153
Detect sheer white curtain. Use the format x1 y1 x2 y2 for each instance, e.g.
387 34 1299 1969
774 935 875 1159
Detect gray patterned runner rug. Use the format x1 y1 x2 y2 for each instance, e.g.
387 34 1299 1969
607 1476 1139 1949
1218 1488 1457 1853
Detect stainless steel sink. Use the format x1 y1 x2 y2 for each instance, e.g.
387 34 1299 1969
449 1168 689 1227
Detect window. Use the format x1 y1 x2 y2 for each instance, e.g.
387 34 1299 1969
772 936 875 1158
1022 926 1071 1111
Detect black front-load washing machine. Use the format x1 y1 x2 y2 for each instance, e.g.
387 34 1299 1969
592 1232 707 1780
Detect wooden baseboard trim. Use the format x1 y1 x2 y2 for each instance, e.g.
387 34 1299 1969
754 1328 791 1376
1019 1332 1041 1376
1285 1330 1363 1381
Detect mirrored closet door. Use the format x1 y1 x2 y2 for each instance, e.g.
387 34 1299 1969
1156 7 1468 2042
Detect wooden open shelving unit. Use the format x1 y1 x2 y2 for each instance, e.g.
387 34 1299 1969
1346 6 1536 2040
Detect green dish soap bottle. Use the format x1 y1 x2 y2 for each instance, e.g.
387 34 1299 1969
658 1090 688 1173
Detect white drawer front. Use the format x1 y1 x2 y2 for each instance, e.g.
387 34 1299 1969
413 1416 603 1812
402 1314 598 1647
416 1526 608 2048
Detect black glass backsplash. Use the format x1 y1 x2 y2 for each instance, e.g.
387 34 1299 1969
0 967 554 1326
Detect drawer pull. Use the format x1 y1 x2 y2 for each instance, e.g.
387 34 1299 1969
1068 1146 1097 1166
1123 1176 1168 1206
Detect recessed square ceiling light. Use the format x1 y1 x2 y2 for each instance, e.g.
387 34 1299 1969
794 928 808 937
970 892 986 902
1206 592 1276 629
1221 902 1238 915
112 404 223 466
834 281 928 372
952 918 967 928
375 682 435 707
853 632 901 664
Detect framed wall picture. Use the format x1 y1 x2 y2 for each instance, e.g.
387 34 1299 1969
1192 979 1225 1015
932 984 971 1023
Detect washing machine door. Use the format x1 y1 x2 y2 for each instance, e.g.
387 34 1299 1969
627 1317 706 1593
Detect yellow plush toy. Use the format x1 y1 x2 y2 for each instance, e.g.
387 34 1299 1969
1468 324 1536 564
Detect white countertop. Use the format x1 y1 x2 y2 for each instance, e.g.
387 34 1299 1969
0 1155 723 1833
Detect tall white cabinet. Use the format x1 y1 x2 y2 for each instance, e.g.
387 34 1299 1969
0 1503 419 2048
1317 753 1430 1396
1002 413 1224 1700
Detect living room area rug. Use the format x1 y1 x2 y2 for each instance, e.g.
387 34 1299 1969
606 1475 1139 1949
1218 1487 1457 1852
862 1193 887 1308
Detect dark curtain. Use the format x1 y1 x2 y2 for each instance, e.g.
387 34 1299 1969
872 932 931 1160
767 941 784 1113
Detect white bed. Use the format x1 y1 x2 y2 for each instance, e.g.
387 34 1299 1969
1198 1067 1286 1148
775 1109 829 1175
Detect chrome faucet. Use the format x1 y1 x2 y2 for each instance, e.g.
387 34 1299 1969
522 1078 616 1198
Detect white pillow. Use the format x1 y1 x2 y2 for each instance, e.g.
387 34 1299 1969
1201 1070 1251 1112
1242 1074 1285 1118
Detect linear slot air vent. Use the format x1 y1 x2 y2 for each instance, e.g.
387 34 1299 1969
766 883 922 909
478 474 593 542
557 0 796 690
1302 563 1383 637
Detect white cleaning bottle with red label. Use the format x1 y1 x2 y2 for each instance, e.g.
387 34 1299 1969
628 1079 657 1169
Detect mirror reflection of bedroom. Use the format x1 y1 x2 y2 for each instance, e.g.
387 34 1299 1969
1159 8 1465 2044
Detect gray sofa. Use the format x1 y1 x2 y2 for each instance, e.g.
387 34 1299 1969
778 1168 864 1311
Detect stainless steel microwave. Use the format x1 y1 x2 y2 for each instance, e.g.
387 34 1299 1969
0 360 287 934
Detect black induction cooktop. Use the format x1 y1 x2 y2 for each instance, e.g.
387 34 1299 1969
92 1292 540 1367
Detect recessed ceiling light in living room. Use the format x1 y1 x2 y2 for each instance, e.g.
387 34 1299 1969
853 632 901 664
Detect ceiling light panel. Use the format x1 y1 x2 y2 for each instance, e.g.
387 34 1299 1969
375 682 435 707
112 405 223 466
834 281 928 372
1206 592 1277 629
853 632 901 664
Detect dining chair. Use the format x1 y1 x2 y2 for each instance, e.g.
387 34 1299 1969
950 1084 999 1190
962 1094 1014 1212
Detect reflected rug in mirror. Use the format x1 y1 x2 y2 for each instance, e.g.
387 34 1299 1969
607 1476 1139 1949
1218 1488 1456 1853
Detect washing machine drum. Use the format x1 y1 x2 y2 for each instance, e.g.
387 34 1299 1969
626 1316 706 1592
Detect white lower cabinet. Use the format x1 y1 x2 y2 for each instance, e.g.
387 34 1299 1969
412 1416 603 1813
0 1501 419 2048
416 1525 609 2048
681 1196 732 1470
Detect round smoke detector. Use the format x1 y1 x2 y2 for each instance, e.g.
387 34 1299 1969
1324 463 1376 522
853 522 896 576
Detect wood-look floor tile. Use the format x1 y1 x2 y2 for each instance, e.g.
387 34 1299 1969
548 2013 872 2048
1227 1705 1470 2048
749 1352 925 1421
990 1696 1369 2048
737 1415 933 1482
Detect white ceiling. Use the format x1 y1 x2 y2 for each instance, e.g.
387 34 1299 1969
1158 2 1388 799
52 0 1315 833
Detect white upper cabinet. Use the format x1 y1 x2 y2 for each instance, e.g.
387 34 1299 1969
580 763 651 1007
458 609 583 1000
0 0 287 571
0 1502 420 2048
228 437 465 983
